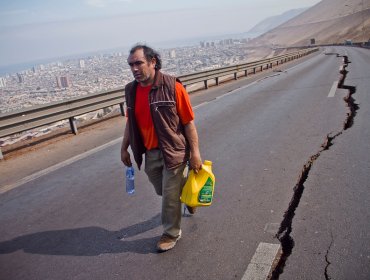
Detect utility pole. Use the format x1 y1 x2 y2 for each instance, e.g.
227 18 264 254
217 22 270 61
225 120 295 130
362 0 366 44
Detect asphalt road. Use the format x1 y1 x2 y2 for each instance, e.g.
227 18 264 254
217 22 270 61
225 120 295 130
280 46 370 280
0 47 369 280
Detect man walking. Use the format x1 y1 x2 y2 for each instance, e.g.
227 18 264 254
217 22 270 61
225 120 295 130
121 44 202 252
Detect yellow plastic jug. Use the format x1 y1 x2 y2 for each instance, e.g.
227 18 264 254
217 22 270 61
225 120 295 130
181 160 215 207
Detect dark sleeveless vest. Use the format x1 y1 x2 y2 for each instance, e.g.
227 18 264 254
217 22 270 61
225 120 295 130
125 71 190 170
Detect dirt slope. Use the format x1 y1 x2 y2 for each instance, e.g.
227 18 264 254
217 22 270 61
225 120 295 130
250 0 370 46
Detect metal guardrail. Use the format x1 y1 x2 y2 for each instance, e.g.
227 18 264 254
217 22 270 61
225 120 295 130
0 48 318 153
180 50 317 88
0 87 126 139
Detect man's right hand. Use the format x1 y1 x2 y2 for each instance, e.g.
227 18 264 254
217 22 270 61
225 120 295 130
121 149 132 167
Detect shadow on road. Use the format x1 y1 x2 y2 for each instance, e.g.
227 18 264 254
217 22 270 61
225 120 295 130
0 214 161 256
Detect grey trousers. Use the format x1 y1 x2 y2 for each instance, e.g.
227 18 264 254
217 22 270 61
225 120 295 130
144 149 188 237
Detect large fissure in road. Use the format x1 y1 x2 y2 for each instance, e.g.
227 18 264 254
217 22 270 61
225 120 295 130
270 54 358 280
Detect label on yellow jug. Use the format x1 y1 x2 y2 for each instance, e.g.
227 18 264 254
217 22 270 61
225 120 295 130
198 177 214 203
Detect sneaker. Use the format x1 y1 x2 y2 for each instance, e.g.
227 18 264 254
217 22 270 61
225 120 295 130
186 205 197 214
156 230 182 252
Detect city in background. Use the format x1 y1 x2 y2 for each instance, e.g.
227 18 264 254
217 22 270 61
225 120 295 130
0 38 251 114
0 38 257 147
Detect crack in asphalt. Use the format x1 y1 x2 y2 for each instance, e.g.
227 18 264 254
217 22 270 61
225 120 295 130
270 54 358 279
324 232 334 280
339 56 358 130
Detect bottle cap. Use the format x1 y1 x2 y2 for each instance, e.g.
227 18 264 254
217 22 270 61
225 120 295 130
204 160 212 166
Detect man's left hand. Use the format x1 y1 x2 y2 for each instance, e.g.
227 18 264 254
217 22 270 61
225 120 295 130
190 152 202 173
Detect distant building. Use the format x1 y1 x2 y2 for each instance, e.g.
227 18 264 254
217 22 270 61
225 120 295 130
169 50 176 58
0 77 6 88
200 41 205 48
220 39 233 45
56 76 71 88
79 59 85 68
17 73 24 83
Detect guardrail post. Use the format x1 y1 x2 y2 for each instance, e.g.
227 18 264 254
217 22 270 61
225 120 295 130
69 117 78 135
234 73 237 80
245 70 248 77
0 148 3 160
119 103 125 116
215 77 219 86
204 80 208 89
253 67 256 74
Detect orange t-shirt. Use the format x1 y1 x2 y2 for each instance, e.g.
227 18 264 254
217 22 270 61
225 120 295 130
134 82 194 150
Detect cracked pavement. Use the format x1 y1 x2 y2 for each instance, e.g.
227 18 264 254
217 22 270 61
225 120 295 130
276 48 370 279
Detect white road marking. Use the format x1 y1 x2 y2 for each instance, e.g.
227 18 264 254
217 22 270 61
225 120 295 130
242 242 281 280
328 81 338 97
0 138 122 194
264 223 280 234
284 56 315 72
196 54 317 108
193 101 209 110
193 80 260 108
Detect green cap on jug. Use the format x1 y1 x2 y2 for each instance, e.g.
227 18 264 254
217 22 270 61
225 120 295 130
204 160 212 166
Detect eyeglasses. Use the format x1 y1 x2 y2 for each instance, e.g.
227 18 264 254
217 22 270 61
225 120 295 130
128 61 145 67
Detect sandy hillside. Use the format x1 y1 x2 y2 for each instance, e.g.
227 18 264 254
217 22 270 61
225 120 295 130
250 0 370 47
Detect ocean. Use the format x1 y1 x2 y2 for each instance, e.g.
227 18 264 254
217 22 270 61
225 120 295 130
0 61 48 76
0 57 68 76
0 48 129 76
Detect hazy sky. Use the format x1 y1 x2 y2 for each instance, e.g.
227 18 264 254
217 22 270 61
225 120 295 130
0 0 322 67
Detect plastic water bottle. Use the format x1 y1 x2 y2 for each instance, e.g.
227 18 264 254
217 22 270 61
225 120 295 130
126 166 135 194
